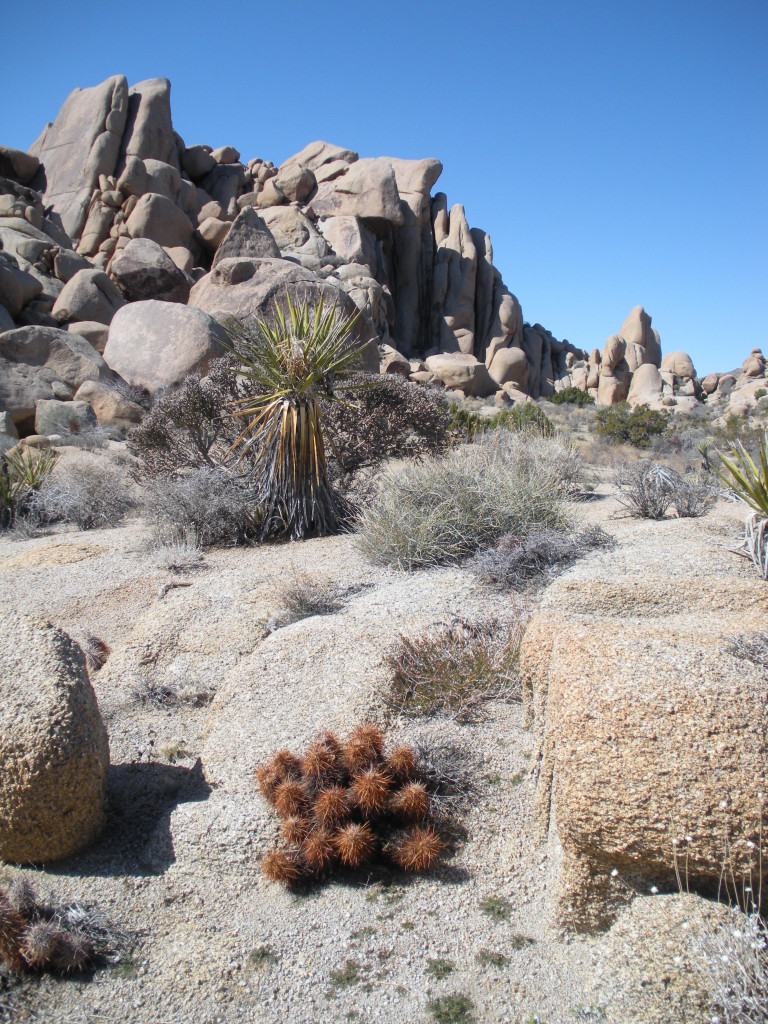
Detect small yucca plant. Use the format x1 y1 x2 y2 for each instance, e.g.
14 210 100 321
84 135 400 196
0 446 57 529
224 295 365 540
717 435 768 579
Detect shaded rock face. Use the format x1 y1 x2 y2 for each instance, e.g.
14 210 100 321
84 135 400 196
0 613 109 864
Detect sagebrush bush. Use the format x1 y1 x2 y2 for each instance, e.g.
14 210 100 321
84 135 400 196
471 526 614 588
548 386 595 406
142 467 260 546
26 460 134 530
356 430 581 570
0 877 116 975
127 358 242 478
383 615 527 722
256 724 447 887
596 402 668 447
448 402 554 441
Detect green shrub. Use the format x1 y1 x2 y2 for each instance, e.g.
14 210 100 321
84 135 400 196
448 402 554 440
755 388 767 401
356 430 579 570
548 386 594 406
595 403 667 447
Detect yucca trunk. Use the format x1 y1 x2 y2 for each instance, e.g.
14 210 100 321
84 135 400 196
255 396 339 539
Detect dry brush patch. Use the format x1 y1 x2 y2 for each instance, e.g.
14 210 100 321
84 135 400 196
256 725 449 887
381 613 528 723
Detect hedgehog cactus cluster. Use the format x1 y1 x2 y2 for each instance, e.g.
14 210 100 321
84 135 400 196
256 724 446 885
0 878 96 974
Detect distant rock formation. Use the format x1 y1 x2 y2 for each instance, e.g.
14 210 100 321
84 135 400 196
0 74 763 439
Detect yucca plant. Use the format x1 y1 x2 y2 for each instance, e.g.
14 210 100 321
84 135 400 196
716 434 768 579
0 446 57 529
224 295 365 540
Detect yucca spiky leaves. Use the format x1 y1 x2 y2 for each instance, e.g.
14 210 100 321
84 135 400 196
224 295 365 540
717 434 768 578
256 726 447 886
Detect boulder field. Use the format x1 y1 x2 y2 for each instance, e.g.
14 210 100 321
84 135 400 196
5 73 758 450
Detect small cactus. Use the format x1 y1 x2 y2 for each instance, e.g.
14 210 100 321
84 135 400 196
0 879 102 975
333 823 376 867
255 725 448 886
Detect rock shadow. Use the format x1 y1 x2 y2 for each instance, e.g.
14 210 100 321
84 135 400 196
48 758 211 879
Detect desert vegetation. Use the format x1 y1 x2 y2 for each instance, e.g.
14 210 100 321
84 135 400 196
256 725 447 886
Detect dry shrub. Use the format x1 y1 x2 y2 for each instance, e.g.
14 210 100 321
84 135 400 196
323 372 452 475
256 724 447 887
614 461 717 520
471 525 614 588
142 467 260 546
689 906 768 1023
27 460 134 530
356 430 582 571
382 614 527 722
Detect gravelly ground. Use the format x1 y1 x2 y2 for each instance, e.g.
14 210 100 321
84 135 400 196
0 473 745 1024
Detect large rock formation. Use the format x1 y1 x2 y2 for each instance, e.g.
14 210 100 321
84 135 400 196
4 72 734 431
520 506 768 932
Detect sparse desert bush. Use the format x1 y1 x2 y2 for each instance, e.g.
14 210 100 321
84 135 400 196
127 357 241 478
548 386 595 406
356 430 581 570
256 724 447 887
0 447 57 529
689 905 768 1024
671 473 718 518
596 402 668 447
716 435 768 578
0 877 117 975
449 402 554 440
471 525 614 588
223 297 367 540
274 569 345 620
383 615 526 722
26 460 134 530
613 461 677 519
142 467 260 546
428 992 476 1023
323 372 451 474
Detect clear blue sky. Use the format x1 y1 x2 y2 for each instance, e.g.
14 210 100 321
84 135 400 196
1 0 766 375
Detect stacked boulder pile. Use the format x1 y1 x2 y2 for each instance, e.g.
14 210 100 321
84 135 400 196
0 74 763 451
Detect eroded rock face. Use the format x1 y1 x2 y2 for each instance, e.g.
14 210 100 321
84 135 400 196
29 75 129 242
0 613 109 863
520 509 768 932
109 238 190 303
0 325 110 427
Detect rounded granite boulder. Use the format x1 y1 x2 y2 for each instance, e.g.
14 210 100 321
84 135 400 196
0 613 110 863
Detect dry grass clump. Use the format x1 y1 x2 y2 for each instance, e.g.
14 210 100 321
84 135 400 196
355 429 581 570
614 461 717 520
256 725 447 887
382 615 527 723
471 525 614 589
689 905 768 1023
0 878 114 975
